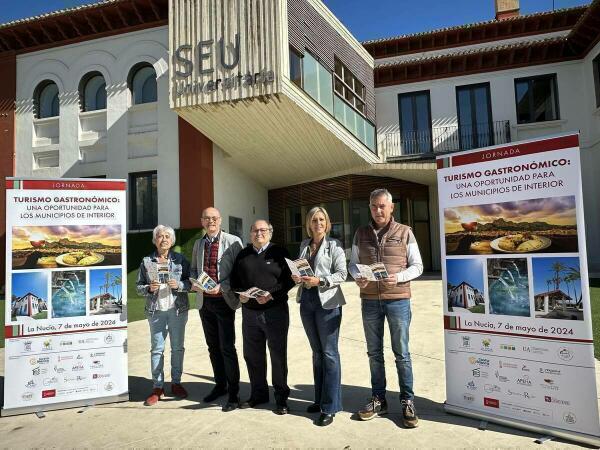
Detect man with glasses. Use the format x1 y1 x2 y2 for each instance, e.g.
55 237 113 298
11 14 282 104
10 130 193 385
191 207 243 411
230 219 295 415
349 188 423 428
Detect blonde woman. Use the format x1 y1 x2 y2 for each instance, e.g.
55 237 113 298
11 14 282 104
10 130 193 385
292 207 347 426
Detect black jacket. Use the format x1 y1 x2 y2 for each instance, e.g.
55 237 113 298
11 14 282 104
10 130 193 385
230 243 294 310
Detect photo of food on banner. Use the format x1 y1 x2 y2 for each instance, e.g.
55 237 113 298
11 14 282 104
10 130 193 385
11 225 122 269
350 262 389 282
444 196 578 255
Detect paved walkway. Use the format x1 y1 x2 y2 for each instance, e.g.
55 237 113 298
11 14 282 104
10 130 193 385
0 280 597 448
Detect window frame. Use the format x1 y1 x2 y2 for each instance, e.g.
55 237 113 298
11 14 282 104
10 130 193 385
593 53 600 108
34 80 60 119
79 71 107 112
455 82 494 150
129 170 158 231
397 89 433 154
128 62 158 105
514 73 560 124
333 57 367 117
289 47 303 89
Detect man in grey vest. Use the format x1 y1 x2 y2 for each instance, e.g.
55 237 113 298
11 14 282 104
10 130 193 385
349 188 423 428
191 207 243 412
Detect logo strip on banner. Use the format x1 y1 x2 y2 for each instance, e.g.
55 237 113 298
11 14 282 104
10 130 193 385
2 177 129 417
437 133 600 446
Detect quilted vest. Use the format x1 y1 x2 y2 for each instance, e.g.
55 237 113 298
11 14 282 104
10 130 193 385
356 218 412 300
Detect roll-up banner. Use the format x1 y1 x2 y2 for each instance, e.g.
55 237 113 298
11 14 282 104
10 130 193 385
2 178 128 416
437 134 600 446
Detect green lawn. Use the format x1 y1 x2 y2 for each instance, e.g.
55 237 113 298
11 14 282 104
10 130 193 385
469 304 486 314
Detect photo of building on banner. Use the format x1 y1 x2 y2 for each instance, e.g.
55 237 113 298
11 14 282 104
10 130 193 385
2 178 129 417
437 134 600 446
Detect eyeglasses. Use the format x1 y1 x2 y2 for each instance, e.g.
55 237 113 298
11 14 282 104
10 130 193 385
251 228 271 235
202 216 221 222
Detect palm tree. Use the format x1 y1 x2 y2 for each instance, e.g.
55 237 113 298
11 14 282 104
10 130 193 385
113 274 122 302
565 266 582 308
103 271 112 295
550 261 566 291
549 261 567 311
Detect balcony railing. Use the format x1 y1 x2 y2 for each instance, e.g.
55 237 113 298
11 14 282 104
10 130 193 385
380 120 511 160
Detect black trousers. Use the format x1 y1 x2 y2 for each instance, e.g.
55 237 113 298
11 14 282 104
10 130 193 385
199 297 240 397
242 303 290 405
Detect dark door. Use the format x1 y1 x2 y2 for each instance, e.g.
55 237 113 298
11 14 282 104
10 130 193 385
398 91 432 155
456 83 493 150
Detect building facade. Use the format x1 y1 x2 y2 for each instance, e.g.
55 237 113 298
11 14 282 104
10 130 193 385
0 0 599 277
12 293 47 317
366 0 600 274
449 281 484 309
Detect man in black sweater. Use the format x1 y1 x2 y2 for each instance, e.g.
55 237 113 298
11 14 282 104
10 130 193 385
230 219 295 415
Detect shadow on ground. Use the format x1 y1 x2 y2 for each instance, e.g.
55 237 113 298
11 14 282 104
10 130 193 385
125 373 584 445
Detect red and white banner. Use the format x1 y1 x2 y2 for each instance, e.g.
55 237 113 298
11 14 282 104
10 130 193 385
437 134 600 445
2 178 128 416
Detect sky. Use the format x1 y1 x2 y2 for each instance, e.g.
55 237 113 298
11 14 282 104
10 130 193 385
0 0 591 41
12 271 48 299
446 258 484 290
444 196 577 233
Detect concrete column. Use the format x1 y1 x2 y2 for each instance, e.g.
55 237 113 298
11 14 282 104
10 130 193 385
58 90 81 174
105 82 130 181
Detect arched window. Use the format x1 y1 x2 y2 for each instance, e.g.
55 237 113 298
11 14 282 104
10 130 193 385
34 80 59 119
79 72 107 112
129 63 157 105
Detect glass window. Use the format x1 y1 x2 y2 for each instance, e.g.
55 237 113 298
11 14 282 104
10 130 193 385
334 59 343 77
398 91 432 154
129 171 157 230
80 72 106 112
318 63 333 114
334 78 344 96
456 83 493 150
594 54 600 108
286 206 304 244
130 64 157 105
35 81 60 119
302 52 333 114
289 48 302 88
333 57 367 117
413 199 429 221
514 74 559 124
229 216 243 240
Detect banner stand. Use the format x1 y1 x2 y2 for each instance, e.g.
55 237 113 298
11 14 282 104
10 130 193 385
437 134 600 446
3 178 129 416
445 403 600 447
1 393 129 417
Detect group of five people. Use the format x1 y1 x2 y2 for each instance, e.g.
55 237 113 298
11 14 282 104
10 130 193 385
136 188 423 427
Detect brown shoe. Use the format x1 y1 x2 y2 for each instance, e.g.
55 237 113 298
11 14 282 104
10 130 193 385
144 388 164 406
171 383 188 399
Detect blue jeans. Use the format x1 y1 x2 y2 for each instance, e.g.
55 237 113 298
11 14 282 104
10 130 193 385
361 299 413 401
148 309 188 388
300 288 342 414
